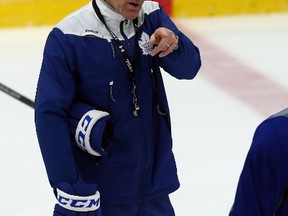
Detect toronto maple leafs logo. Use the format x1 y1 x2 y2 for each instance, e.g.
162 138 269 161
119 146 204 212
138 32 153 55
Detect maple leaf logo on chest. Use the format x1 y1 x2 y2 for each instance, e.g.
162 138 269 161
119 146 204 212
138 32 153 55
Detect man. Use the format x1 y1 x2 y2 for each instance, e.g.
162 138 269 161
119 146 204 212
229 108 288 216
35 0 201 215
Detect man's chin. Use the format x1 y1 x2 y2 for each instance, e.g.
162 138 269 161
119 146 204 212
123 11 139 20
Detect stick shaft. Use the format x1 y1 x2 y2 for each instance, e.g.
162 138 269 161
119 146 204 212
0 82 34 108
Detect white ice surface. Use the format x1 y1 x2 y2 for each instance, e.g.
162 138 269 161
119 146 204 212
1 13 288 215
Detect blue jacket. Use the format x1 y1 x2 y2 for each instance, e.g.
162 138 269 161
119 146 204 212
35 0 201 205
229 108 288 215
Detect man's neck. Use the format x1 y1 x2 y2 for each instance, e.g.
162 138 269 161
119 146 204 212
101 0 116 12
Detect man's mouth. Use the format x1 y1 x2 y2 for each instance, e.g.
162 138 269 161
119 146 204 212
129 2 140 7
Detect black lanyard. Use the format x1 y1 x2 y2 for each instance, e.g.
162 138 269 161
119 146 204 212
92 0 140 116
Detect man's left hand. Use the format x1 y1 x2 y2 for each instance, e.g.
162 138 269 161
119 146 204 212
149 27 179 58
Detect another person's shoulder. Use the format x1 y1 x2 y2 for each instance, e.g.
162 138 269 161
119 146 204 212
270 107 288 119
256 107 288 140
249 108 288 157
262 107 288 128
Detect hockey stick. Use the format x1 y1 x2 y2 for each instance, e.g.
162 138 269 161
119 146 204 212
0 82 34 108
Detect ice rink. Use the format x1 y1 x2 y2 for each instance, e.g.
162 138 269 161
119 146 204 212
1 13 288 215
